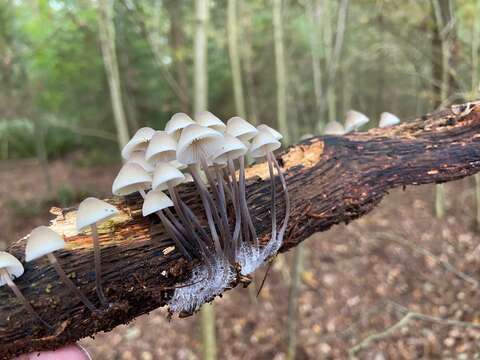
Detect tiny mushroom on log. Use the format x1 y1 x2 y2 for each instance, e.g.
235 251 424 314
25 226 98 312
379 111 401 128
121 127 155 160
344 110 370 133
324 121 346 135
76 197 119 307
0 251 52 329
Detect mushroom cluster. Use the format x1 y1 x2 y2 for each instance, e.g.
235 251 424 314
113 111 290 313
323 110 401 135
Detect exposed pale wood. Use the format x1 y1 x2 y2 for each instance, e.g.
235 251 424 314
2 102 480 359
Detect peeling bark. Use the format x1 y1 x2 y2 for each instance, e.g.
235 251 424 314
2 102 480 358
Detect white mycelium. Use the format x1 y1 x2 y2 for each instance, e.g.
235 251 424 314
109 112 290 314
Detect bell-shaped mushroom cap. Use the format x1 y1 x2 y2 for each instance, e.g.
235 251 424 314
170 159 187 170
176 124 223 165
25 226 65 262
165 113 195 139
127 151 155 173
344 110 370 133
142 190 174 216
249 130 281 158
195 111 226 132
211 134 248 164
76 197 119 232
152 161 186 191
145 131 177 163
112 163 152 196
324 121 345 135
226 117 258 142
0 251 24 285
379 112 400 128
257 124 283 140
121 127 155 160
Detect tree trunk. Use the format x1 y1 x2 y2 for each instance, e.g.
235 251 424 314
227 0 246 119
2 102 480 359
193 1 216 358
306 0 324 132
273 0 290 144
97 0 130 150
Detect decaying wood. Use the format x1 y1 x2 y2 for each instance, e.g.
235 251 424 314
2 101 480 358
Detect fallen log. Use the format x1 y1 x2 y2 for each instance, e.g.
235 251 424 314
1 101 480 359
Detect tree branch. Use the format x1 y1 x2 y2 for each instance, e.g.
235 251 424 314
2 101 480 359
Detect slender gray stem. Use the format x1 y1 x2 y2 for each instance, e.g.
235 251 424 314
47 253 97 312
272 154 290 242
157 211 192 260
239 156 258 246
200 157 230 249
266 152 277 244
91 224 108 307
189 164 223 255
1 269 52 329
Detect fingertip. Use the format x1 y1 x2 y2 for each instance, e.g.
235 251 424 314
24 345 91 360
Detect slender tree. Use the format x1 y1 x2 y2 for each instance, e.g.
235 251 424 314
431 0 454 218
227 0 246 119
273 0 290 144
97 0 130 150
194 1 216 359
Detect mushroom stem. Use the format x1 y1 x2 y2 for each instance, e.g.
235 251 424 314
266 152 277 245
46 253 97 312
168 183 206 258
227 159 250 250
157 211 192 260
272 155 290 243
239 156 258 246
189 164 223 255
91 224 108 307
0 268 52 329
200 158 230 249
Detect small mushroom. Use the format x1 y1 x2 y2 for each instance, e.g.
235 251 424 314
112 162 152 197
256 124 283 140
165 112 195 140
344 110 370 133
250 129 290 254
77 197 119 306
126 151 155 173
195 111 227 132
324 121 345 135
121 127 155 160
145 131 177 164
379 112 400 128
226 116 259 144
0 251 51 328
26 226 97 312
177 124 225 254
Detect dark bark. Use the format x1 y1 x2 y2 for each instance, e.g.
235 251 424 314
2 101 480 358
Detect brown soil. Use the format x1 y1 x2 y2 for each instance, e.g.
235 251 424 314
2 158 480 359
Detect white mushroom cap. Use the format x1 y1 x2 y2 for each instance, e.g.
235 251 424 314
249 130 281 158
152 161 186 191
176 124 223 165
165 113 195 139
170 159 188 170
324 121 345 135
25 226 65 262
344 110 370 133
379 112 400 128
226 117 258 142
127 151 155 173
145 131 177 163
257 124 283 140
112 163 152 196
76 197 119 231
121 127 155 160
195 111 226 132
211 134 247 164
142 190 174 216
0 251 24 285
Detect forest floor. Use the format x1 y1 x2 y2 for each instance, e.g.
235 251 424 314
2 157 480 359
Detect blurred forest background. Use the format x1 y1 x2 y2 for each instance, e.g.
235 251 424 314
2 0 480 359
